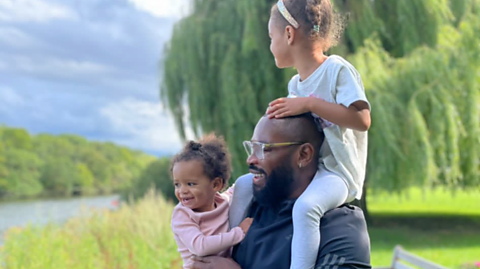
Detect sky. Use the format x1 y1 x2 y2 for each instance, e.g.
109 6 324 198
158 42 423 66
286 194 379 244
0 0 192 156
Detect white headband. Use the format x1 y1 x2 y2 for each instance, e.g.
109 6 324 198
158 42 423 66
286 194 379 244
276 0 299 29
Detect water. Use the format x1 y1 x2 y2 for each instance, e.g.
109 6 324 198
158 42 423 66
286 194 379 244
0 195 120 245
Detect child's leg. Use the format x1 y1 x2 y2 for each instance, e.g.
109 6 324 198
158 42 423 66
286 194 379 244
228 174 254 229
290 168 348 269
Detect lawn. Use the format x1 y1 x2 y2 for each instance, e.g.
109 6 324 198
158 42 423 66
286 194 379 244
1 188 479 269
367 188 480 268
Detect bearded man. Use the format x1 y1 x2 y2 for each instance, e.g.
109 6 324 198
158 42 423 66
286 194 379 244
193 113 371 269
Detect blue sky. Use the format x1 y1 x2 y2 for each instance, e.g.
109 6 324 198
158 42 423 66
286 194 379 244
0 0 192 156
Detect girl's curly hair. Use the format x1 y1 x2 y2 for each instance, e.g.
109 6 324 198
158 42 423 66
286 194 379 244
170 133 231 189
271 0 345 51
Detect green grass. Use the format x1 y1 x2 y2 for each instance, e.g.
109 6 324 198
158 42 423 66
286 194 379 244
368 187 480 217
370 227 480 268
367 188 480 268
1 188 479 269
0 191 181 269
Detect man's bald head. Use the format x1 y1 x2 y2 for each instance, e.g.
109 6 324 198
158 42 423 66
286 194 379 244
247 113 325 202
260 113 324 161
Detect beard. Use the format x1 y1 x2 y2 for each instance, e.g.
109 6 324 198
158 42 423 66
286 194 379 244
250 159 294 208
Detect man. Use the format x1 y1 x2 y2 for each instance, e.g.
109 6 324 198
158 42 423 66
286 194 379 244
193 113 371 269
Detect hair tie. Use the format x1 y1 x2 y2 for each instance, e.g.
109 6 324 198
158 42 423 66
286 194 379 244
188 141 203 151
313 25 320 33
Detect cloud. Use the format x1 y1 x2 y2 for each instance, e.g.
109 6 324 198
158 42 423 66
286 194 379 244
0 0 189 156
0 0 176 101
0 0 76 23
0 26 47 48
0 55 116 78
127 0 192 19
100 98 191 155
0 86 25 108
0 85 107 136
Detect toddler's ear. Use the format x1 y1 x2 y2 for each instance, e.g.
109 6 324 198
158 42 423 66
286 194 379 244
212 177 223 191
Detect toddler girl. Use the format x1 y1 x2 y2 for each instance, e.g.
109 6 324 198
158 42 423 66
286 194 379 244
171 134 252 269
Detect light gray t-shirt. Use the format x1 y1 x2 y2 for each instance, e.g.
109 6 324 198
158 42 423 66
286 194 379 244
287 55 370 200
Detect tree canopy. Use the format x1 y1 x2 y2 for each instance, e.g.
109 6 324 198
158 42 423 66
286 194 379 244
161 0 480 193
0 126 156 199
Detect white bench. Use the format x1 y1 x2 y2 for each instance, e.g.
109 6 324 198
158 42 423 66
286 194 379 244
375 245 449 269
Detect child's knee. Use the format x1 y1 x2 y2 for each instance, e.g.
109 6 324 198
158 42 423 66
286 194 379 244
234 174 253 193
235 174 252 187
232 174 253 200
293 197 323 221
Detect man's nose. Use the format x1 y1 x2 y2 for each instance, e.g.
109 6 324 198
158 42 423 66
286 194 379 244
246 153 259 165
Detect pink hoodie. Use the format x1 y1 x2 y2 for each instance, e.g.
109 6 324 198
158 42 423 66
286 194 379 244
171 191 245 268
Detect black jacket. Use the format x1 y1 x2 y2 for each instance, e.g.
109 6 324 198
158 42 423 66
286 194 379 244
232 200 371 269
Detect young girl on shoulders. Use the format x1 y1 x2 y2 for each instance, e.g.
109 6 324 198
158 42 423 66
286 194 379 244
170 134 252 269
234 1 371 269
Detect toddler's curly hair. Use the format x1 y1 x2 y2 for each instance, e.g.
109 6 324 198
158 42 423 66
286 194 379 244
171 133 231 189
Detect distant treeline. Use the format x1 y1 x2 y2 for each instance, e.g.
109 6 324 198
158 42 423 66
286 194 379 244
124 157 176 203
0 126 160 200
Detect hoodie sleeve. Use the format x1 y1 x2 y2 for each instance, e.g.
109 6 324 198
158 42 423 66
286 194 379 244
171 206 245 257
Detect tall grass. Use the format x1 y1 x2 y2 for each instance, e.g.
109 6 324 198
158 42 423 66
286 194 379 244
0 191 181 269
1 189 479 269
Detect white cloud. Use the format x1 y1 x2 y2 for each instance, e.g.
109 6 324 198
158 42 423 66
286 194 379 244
100 98 193 155
0 55 117 79
0 0 189 155
127 0 192 18
0 27 46 48
0 0 77 23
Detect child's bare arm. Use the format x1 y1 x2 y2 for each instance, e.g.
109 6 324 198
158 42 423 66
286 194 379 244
267 97 370 131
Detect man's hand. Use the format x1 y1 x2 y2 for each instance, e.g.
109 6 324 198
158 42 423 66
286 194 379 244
238 217 253 234
267 97 310 119
190 256 241 269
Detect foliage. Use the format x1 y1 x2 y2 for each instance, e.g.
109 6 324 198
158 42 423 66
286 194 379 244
0 126 156 199
350 13 480 191
123 158 177 203
1 148 43 198
161 0 480 192
161 0 295 179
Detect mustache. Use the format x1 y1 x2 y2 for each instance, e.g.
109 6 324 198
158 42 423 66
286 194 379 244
248 165 266 175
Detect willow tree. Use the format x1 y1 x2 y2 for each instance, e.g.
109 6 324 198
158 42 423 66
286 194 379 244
351 15 480 192
161 0 294 177
161 0 480 196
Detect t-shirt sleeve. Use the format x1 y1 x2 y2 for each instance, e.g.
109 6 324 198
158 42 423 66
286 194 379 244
335 65 371 110
287 75 299 98
171 206 245 257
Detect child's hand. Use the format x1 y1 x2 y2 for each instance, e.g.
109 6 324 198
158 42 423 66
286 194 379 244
190 256 241 269
238 217 253 234
267 97 310 119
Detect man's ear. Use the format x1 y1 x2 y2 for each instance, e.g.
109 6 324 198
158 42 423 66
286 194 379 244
212 177 224 192
297 143 315 168
285 25 296 45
